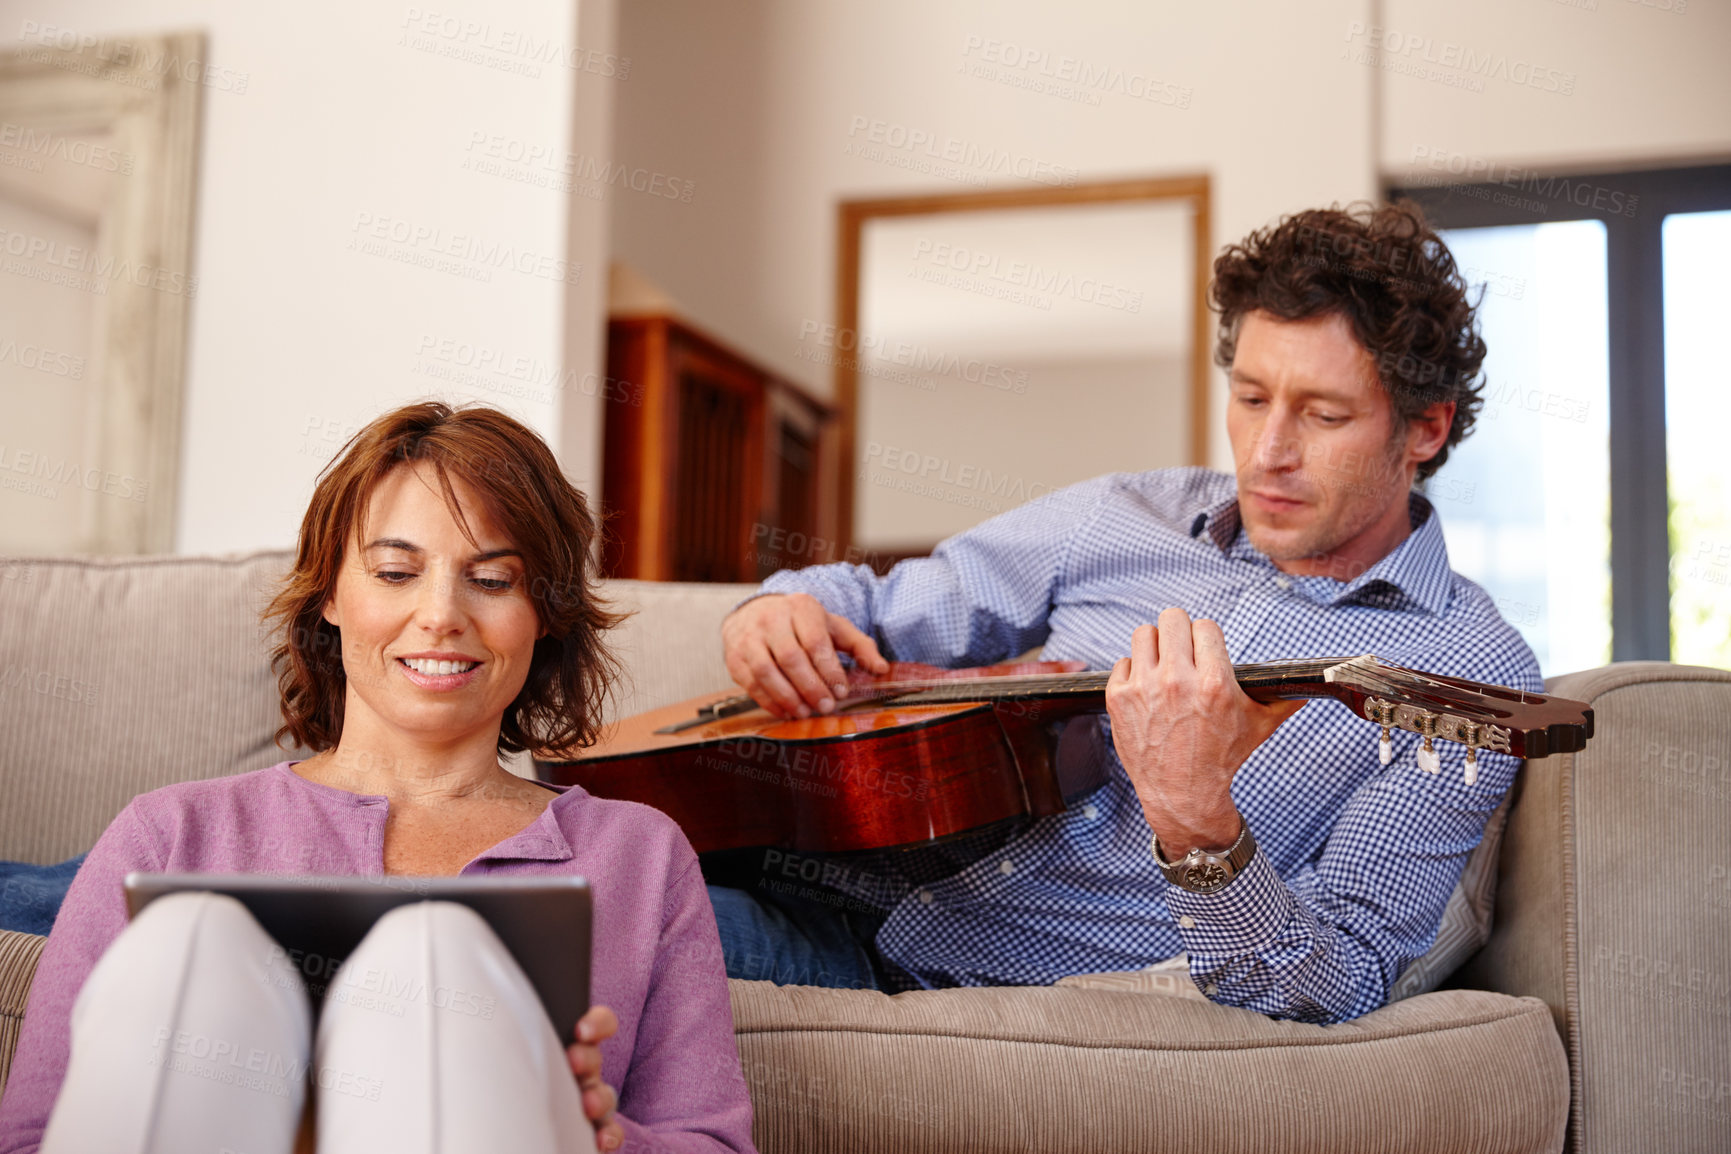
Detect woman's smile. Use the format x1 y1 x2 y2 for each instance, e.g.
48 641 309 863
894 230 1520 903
395 650 486 688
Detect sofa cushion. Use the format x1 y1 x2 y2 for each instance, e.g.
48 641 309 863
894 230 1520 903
729 980 1569 1153
0 552 304 864
0 933 1575 1150
597 579 758 723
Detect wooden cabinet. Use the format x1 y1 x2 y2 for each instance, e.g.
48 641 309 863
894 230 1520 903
600 315 836 582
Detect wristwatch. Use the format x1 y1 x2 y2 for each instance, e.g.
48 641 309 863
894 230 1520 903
1152 817 1256 894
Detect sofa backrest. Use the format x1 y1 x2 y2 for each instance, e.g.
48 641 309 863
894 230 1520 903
0 552 754 864
0 553 301 864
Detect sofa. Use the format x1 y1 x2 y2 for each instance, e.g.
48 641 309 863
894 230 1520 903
1 551 1727 1153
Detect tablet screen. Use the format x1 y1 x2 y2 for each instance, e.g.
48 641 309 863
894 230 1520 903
123 873 591 1040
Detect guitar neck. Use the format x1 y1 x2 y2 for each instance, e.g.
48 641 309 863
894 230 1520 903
875 657 1358 707
669 653 1591 764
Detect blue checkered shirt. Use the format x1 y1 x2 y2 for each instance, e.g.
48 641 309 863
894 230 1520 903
759 468 1541 1023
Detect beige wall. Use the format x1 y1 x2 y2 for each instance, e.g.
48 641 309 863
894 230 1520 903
609 0 1379 475
1380 0 1731 174
611 0 1731 483
5 1 1725 553
1 0 588 553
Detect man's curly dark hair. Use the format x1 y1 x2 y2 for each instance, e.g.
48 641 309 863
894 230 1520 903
1210 200 1487 481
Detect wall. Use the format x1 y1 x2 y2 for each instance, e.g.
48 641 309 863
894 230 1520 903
1 0 587 553
609 0 1378 474
557 0 617 498
7 1 1724 553
611 0 1731 480
1380 0 1731 176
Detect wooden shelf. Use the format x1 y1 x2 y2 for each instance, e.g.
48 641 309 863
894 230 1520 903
601 315 837 582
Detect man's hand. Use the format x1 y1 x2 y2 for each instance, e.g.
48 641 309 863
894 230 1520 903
568 1005 624 1151
1106 608 1306 857
721 593 890 718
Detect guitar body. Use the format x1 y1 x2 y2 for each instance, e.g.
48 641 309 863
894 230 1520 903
536 661 1097 854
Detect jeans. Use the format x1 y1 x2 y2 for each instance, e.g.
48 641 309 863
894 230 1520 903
706 884 887 991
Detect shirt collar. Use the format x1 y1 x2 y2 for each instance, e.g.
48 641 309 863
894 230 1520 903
470 783 578 865
1192 490 1454 615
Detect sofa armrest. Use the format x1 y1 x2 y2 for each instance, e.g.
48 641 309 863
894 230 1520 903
1455 661 1731 1154
0 930 46 1094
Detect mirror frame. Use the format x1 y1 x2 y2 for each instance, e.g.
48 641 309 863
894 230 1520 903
0 31 203 552
833 174 1212 549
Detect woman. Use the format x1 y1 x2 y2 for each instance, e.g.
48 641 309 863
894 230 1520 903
0 403 755 1153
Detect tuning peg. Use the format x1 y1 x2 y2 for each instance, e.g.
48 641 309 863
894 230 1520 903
1460 723 1481 786
1367 699 1394 766
1414 711 1440 773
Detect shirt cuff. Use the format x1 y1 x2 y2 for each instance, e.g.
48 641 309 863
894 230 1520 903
727 587 779 616
1162 848 1296 956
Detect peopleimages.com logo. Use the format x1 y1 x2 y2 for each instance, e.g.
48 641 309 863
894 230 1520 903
1343 21 1576 95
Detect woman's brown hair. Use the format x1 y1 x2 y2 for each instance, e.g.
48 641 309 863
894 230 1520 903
266 401 624 755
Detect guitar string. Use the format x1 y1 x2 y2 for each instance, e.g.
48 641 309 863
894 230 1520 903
710 657 1358 711
871 657 1352 701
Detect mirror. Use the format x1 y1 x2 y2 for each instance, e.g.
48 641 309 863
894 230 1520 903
835 178 1211 557
0 32 202 553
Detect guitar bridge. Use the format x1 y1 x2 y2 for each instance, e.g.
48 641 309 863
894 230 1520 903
654 694 759 734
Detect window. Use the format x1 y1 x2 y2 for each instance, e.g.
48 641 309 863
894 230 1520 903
1426 222 1610 675
1394 165 1731 673
1663 210 1731 669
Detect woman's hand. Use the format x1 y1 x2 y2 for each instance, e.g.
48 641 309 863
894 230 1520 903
568 1005 624 1151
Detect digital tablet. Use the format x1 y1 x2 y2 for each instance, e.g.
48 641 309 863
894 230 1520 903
123 873 591 1040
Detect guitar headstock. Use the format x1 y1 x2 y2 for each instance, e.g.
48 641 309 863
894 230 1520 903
1319 655 1594 783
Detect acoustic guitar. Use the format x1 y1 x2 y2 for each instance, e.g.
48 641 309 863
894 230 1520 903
534 655 1594 855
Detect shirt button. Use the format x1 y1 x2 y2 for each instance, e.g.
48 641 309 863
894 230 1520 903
1177 915 1196 929
1205 982 1220 996
1275 576 1292 590
999 859 1016 876
1082 805 1099 820
918 888 933 904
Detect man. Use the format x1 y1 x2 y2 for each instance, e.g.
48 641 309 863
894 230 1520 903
708 202 1538 1024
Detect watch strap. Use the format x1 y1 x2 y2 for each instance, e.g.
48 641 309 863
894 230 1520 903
1152 817 1256 893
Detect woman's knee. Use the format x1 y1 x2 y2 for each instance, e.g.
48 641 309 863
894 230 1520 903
91 890 308 1012
327 900 521 1017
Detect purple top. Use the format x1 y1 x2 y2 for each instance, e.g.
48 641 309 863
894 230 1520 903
0 763 755 1154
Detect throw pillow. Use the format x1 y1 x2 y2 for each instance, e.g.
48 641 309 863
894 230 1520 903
0 856 85 936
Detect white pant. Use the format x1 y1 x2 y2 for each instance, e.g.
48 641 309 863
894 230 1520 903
41 893 596 1154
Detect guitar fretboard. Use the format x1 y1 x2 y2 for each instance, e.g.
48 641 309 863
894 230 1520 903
876 657 1355 706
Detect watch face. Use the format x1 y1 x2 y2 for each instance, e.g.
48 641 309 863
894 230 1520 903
1182 858 1230 893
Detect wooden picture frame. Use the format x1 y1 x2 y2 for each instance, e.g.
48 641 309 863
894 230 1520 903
0 31 203 552
834 175 1212 549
